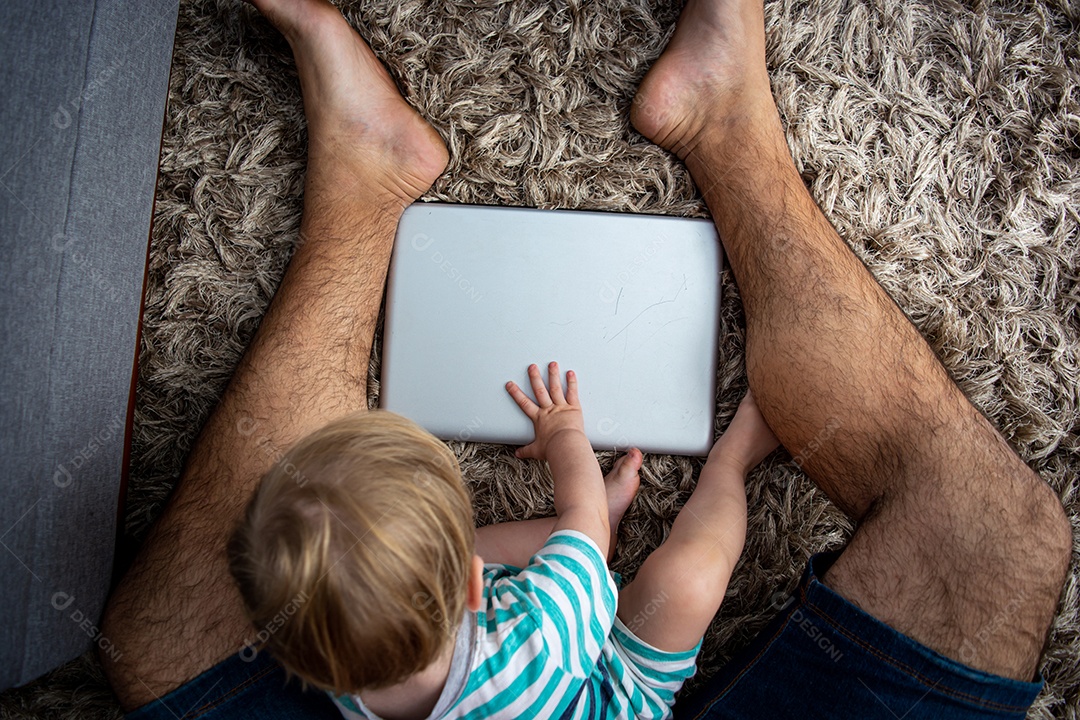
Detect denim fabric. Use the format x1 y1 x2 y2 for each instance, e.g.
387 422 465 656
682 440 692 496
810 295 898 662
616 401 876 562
127 649 341 720
128 552 1042 720
674 552 1042 720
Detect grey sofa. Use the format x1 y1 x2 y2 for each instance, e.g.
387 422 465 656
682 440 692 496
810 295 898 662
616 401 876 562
0 0 180 690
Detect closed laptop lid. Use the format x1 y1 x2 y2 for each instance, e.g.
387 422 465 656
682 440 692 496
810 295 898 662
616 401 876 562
380 202 722 456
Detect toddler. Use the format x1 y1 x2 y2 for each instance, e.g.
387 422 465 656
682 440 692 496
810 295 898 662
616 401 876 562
228 361 779 719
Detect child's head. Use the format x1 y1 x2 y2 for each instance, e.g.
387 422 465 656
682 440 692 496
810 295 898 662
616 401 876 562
227 410 476 695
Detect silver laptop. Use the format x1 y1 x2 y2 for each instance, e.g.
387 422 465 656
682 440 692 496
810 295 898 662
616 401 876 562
380 203 722 456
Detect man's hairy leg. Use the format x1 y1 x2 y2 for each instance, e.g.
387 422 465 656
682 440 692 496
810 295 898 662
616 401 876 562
632 0 1071 681
99 0 448 710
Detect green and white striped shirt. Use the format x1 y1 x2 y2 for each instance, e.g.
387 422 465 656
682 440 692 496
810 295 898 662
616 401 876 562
333 529 696 720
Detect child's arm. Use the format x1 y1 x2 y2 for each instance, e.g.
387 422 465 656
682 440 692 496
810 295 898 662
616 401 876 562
475 517 558 569
614 392 778 652
505 362 610 558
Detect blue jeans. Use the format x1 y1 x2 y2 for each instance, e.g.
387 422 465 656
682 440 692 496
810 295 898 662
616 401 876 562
675 552 1042 720
128 553 1042 720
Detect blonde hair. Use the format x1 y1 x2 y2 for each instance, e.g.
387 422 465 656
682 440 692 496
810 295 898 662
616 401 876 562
227 410 475 694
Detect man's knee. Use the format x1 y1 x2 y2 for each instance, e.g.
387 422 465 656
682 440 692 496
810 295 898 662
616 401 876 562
916 465 1069 608
973 466 1072 594
896 427 1070 591
98 584 147 710
1022 478 1073 590
952 477 1071 675
827 467 1071 680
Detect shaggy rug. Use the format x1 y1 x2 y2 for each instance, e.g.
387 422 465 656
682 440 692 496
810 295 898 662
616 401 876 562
2 0 1078 717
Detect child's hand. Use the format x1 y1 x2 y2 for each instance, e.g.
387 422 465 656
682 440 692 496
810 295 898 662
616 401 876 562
506 362 586 460
507 362 609 556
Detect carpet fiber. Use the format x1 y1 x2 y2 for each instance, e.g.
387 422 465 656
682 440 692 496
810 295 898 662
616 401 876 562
2 0 1078 717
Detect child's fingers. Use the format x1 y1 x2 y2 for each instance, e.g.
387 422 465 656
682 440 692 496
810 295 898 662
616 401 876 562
565 369 579 405
505 381 539 419
547 361 565 403
527 363 552 406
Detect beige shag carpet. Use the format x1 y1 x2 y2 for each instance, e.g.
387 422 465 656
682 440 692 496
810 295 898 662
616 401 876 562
2 0 1078 717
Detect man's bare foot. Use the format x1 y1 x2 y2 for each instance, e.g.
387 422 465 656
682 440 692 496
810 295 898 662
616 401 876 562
709 392 780 474
251 0 448 211
603 449 642 560
631 0 778 162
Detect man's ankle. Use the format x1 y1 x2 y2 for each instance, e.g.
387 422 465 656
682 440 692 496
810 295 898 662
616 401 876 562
684 102 795 200
302 161 422 222
689 95 783 161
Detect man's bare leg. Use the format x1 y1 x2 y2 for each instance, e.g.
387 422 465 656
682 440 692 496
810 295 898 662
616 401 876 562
631 0 1071 681
100 0 448 710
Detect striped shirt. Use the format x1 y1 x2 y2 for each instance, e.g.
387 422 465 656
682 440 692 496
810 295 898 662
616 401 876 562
333 529 694 720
